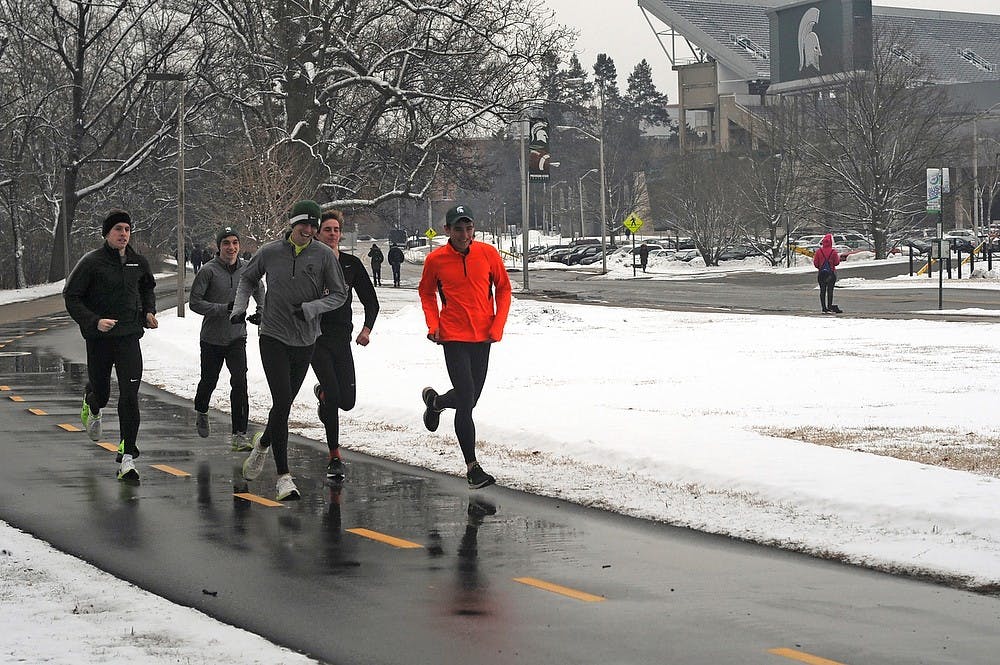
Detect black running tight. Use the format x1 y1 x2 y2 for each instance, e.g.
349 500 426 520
437 342 491 464
85 334 143 457
258 335 315 475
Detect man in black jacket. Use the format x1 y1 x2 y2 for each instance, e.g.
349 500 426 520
387 244 405 287
312 210 379 480
367 243 384 286
63 209 158 484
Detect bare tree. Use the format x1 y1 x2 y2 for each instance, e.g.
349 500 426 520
738 104 813 266
791 26 969 258
0 0 207 281
210 0 571 209
658 153 745 265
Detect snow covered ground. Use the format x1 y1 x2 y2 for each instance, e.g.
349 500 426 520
3 253 1000 662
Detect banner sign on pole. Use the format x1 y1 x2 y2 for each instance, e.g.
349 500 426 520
941 167 950 194
926 168 941 213
528 118 551 182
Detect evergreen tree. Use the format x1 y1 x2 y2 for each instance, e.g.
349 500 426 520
626 59 671 127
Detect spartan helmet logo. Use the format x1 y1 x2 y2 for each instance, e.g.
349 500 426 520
798 7 822 72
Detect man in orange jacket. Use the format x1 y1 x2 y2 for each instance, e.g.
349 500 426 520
418 204 512 488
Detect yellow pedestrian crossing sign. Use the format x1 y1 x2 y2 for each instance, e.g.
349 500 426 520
623 214 644 234
424 228 438 240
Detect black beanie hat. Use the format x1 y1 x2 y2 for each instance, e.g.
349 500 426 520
289 200 322 228
102 209 131 237
216 226 239 247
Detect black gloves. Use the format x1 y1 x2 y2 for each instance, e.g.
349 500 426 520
247 311 261 325
229 310 245 324
292 304 306 321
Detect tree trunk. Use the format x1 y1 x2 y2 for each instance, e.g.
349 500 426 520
48 169 78 283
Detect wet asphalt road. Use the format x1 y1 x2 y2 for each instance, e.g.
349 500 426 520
1 290 1000 664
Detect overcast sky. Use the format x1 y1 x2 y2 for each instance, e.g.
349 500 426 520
542 0 998 101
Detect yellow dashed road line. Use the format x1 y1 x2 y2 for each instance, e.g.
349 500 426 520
150 464 191 478
768 647 849 665
233 493 284 507
513 577 605 602
346 528 424 549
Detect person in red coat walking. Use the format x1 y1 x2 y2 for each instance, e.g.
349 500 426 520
813 233 842 314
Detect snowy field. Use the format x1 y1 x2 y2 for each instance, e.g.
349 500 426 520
3 252 1000 662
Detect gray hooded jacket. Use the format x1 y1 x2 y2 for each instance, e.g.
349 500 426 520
232 234 347 347
189 255 265 345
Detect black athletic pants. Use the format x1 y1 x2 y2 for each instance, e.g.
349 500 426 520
310 332 357 453
194 338 249 434
390 263 401 286
258 335 315 475
437 342 491 465
84 334 143 457
818 271 837 311
371 262 382 285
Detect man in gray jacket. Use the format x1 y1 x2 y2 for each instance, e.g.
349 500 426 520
189 226 265 450
230 200 348 501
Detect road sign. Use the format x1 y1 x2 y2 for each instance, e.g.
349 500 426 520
424 228 437 240
623 214 644 234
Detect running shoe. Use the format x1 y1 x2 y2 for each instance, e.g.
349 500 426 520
466 462 495 489
81 399 102 442
117 454 140 485
275 474 300 501
313 383 326 423
326 456 345 480
115 440 124 463
196 410 210 438
231 432 253 452
242 432 268 480
421 387 442 432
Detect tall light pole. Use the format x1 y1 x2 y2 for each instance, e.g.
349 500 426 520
558 125 608 274
147 71 186 317
549 180 567 237
577 169 597 240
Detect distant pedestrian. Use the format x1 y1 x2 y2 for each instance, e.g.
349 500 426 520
189 226 265 450
63 209 158 484
311 210 380 480
368 243 384 286
813 233 842 314
191 244 203 273
418 204 511 489
388 244 405 287
229 200 348 501
638 242 650 273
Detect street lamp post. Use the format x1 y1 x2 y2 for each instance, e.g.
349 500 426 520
549 180 567 238
147 71 187 317
577 169 598 240
559 124 607 273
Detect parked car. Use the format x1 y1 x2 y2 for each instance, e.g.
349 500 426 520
547 246 576 263
942 235 975 253
578 247 617 265
670 248 701 262
718 244 755 261
565 245 605 265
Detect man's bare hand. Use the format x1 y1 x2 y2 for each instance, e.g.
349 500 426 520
97 318 117 333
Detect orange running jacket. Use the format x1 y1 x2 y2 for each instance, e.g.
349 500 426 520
418 240 512 342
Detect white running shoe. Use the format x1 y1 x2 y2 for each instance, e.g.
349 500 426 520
83 405 102 442
242 432 268 480
117 454 139 484
275 474 300 501
231 432 253 452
